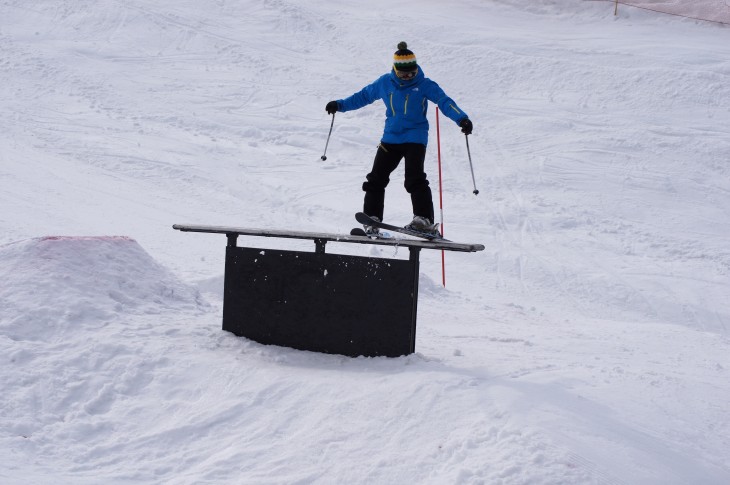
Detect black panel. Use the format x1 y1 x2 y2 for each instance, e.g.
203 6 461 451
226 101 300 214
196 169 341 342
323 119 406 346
222 246 418 357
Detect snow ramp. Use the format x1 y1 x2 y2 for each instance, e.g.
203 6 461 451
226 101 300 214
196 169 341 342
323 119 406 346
0 236 208 342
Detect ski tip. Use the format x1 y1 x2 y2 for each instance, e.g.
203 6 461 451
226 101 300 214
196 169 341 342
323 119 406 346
354 212 372 224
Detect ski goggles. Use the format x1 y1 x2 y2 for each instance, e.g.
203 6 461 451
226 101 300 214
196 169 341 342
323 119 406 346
394 67 418 80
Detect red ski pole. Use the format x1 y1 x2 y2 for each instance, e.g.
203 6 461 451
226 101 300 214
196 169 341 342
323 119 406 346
436 107 446 287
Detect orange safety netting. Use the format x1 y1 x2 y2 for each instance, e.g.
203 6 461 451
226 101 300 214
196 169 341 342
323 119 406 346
588 0 730 25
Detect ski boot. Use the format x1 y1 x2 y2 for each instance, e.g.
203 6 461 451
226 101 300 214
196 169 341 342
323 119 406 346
363 216 381 236
405 215 440 237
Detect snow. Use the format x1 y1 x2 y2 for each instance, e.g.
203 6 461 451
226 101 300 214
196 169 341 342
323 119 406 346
1 0 729 483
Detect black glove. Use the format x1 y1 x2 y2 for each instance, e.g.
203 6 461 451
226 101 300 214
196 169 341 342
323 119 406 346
460 118 473 135
326 101 339 115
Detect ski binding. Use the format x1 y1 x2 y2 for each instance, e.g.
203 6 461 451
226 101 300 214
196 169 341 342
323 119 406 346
355 212 448 241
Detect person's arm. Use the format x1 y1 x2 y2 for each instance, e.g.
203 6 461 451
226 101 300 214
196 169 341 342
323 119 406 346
424 79 469 125
336 75 385 112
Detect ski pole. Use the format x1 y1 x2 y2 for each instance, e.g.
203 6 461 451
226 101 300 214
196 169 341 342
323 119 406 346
436 107 446 287
321 113 335 161
465 134 479 195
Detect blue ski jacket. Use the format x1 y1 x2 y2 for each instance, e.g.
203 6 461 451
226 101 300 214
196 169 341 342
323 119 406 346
336 67 468 146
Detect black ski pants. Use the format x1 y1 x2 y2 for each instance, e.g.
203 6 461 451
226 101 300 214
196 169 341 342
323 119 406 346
362 142 434 223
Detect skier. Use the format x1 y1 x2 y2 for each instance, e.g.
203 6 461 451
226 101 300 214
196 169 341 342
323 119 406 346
326 41 473 236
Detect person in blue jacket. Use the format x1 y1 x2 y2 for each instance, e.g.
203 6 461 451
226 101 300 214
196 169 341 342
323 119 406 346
326 41 472 235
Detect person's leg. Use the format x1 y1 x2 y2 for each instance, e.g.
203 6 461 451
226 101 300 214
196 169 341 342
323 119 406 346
403 143 434 222
362 143 402 221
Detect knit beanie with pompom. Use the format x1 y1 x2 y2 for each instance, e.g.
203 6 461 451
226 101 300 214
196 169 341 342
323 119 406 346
393 41 417 71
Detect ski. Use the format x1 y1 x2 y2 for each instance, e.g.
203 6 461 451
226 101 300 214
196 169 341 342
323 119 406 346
355 212 449 241
350 227 393 239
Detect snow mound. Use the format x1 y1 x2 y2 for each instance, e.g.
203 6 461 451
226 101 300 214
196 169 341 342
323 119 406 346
0 236 209 342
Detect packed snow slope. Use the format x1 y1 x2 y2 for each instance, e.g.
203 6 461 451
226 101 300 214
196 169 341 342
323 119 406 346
2 0 730 483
